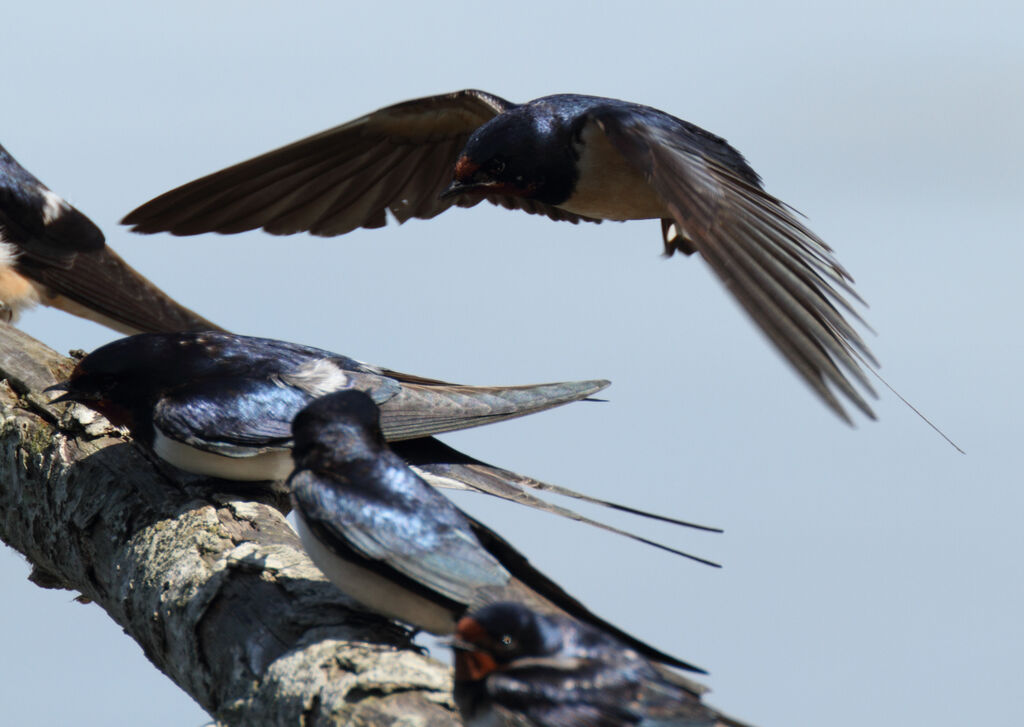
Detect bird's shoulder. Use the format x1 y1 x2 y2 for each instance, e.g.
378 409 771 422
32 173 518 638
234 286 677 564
0 145 104 262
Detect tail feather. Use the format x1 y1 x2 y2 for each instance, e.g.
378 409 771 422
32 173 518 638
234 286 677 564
392 436 720 566
22 246 224 334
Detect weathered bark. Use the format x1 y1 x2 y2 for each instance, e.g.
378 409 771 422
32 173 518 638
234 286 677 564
0 323 458 726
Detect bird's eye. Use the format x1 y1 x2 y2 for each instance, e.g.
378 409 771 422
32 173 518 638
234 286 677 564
499 633 516 651
491 160 506 176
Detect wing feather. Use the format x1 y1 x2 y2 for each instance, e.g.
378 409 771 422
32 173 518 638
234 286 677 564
123 89 602 235
595 109 877 421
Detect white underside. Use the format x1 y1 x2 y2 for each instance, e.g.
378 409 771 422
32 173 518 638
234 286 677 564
294 512 457 634
559 121 665 221
153 430 294 481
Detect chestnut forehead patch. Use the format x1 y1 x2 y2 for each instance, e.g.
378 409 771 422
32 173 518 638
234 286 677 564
453 155 480 181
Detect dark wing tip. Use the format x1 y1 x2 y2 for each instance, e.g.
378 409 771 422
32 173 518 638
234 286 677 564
120 90 515 239
593 108 879 423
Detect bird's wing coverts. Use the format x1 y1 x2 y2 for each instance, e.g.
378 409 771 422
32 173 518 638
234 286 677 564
153 377 309 452
149 366 405 452
0 143 104 265
291 467 509 605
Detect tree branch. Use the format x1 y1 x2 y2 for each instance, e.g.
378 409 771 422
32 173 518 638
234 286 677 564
0 323 458 726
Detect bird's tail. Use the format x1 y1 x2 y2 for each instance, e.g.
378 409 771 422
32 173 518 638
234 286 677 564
26 245 224 334
393 436 721 567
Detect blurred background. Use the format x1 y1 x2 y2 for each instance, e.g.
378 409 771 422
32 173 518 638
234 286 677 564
2 1 1021 725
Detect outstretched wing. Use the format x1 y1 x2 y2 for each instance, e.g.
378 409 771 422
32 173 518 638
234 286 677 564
123 89 594 236
593 106 877 422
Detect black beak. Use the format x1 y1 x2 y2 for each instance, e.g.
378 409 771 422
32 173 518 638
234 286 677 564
44 381 86 405
437 635 475 652
439 179 473 200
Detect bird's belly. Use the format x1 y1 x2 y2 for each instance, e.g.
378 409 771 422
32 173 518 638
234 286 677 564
559 123 665 221
0 242 42 317
294 514 458 635
153 430 294 481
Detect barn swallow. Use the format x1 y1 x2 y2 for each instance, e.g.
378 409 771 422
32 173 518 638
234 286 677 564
0 142 220 333
122 90 876 422
453 601 750 727
49 331 719 560
288 390 705 673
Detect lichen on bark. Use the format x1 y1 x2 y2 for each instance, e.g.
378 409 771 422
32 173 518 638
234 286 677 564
0 323 458 726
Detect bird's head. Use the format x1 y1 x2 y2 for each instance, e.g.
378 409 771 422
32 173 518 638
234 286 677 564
452 602 564 682
290 389 386 470
47 340 159 429
441 106 577 205
46 332 227 430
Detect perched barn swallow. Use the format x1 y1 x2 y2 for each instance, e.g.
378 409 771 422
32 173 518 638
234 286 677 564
123 90 876 422
0 142 220 333
49 331 719 560
288 390 705 673
453 601 750 727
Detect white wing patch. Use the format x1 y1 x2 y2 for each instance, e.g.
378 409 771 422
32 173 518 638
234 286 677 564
278 358 351 396
40 189 68 225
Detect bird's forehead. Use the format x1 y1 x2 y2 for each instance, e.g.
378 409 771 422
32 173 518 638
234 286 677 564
456 615 491 643
466 107 548 152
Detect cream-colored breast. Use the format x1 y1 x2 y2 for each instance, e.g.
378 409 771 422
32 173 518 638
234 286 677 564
294 512 458 635
153 430 294 481
0 241 41 319
557 122 665 221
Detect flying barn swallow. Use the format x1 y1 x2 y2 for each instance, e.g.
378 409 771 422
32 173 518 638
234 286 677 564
288 390 705 673
0 142 220 333
122 90 876 422
50 331 719 559
453 601 750 727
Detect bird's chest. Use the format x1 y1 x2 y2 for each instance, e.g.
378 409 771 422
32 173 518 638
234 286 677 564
557 124 665 221
0 240 41 312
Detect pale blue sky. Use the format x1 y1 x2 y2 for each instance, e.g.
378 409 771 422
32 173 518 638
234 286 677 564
2 2 1022 725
